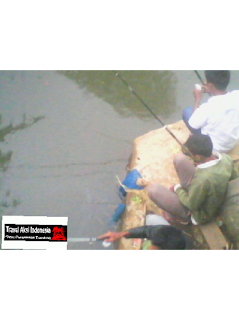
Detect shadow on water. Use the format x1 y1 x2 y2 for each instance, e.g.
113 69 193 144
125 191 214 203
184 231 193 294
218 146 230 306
58 70 177 119
0 114 44 171
0 114 45 218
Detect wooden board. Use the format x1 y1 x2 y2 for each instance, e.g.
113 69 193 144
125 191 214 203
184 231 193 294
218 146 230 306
199 221 228 250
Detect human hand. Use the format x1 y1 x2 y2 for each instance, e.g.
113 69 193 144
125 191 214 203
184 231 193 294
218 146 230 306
97 231 125 242
169 185 175 192
194 83 209 100
193 87 203 101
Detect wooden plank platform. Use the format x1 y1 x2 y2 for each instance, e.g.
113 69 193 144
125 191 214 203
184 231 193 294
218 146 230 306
199 221 228 250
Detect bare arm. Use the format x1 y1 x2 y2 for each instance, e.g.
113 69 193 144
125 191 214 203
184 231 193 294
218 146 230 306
97 230 130 242
193 85 208 112
98 226 151 242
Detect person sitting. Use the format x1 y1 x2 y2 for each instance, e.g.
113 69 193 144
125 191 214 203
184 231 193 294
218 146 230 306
182 70 239 153
147 134 239 225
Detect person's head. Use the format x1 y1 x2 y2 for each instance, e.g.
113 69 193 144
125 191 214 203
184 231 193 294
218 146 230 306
205 70 230 93
184 134 213 159
149 226 187 250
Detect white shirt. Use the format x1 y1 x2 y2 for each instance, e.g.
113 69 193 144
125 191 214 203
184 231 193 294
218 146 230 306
189 90 239 152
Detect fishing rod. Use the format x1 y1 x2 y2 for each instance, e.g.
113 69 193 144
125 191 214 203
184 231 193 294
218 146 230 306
68 237 111 247
113 71 186 150
194 70 205 85
194 70 212 96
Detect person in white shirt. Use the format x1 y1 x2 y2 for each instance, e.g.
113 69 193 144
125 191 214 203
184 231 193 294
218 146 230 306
182 71 239 152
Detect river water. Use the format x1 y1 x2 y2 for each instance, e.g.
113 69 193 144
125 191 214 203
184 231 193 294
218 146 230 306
1 70 239 249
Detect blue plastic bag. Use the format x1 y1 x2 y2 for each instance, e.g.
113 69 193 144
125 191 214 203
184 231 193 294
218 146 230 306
119 169 144 197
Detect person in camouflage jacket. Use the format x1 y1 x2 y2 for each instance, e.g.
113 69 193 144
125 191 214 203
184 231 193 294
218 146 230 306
147 134 239 225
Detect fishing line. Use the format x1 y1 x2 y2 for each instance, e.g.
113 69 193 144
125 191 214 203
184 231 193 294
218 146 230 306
113 71 186 150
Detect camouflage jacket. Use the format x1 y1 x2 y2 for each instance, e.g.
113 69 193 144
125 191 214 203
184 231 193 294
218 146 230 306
176 153 239 224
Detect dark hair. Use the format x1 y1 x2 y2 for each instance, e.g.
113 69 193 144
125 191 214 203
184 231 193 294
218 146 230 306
184 134 213 157
205 70 230 90
150 226 187 250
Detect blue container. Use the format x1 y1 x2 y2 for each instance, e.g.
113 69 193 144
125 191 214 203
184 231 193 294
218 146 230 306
119 169 144 197
108 203 126 225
